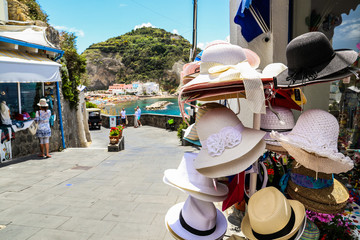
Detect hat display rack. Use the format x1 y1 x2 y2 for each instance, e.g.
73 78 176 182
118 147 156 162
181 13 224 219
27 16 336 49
166 32 359 239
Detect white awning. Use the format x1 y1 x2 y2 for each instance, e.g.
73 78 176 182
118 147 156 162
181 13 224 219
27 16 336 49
0 50 61 83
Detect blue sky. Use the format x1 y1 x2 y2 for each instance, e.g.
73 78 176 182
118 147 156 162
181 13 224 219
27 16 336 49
37 0 230 53
37 1 359 54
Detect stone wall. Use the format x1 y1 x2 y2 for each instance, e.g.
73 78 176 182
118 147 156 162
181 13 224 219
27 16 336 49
101 114 184 130
7 0 31 22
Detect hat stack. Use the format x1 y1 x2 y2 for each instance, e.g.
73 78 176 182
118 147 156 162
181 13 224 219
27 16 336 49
271 109 353 213
286 161 349 214
164 152 229 239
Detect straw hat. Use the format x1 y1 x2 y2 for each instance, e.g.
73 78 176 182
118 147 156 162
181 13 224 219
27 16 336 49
261 106 295 153
194 107 266 178
299 220 320 240
37 98 48 107
241 187 306 240
271 109 354 174
275 31 358 88
163 152 228 202
287 187 347 214
165 196 227 240
183 102 226 145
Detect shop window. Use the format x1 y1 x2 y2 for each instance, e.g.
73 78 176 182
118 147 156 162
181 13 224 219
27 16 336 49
0 83 42 117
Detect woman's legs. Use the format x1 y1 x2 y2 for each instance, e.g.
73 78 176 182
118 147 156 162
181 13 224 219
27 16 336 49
39 142 44 157
43 137 51 157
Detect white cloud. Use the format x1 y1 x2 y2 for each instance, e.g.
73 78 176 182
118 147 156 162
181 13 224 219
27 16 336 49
172 29 179 35
337 23 360 40
197 42 206 50
54 26 85 37
134 22 156 30
119 3 127 7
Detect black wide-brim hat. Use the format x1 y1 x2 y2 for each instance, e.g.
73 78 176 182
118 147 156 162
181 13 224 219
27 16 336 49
275 31 358 88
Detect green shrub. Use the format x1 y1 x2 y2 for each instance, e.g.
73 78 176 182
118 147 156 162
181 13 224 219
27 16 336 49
86 102 98 108
177 121 189 140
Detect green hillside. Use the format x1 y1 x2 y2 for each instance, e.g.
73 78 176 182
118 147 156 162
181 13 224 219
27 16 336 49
82 27 193 91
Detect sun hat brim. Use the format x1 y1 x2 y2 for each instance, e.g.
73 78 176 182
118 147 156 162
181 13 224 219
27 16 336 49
288 179 349 205
163 169 229 197
241 200 306 240
194 127 266 176
195 139 266 178
163 176 228 202
264 131 290 146
271 132 354 174
37 103 48 107
287 187 347 214
275 49 358 88
165 202 227 240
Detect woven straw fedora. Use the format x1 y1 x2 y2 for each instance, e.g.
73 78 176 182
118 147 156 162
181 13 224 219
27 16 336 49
37 98 48 107
271 109 354 174
275 32 358 88
241 187 306 240
261 106 295 153
163 152 228 202
165 196 227 240
194 107 266 178
183 102 226 145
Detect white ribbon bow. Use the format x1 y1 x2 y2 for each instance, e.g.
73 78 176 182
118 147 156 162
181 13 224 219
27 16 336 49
207 62 266 114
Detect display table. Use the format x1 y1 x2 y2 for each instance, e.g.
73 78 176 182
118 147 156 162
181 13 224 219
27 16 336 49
108 136 124 152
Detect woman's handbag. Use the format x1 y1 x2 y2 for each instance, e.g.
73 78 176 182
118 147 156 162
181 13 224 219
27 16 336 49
28 121 38 135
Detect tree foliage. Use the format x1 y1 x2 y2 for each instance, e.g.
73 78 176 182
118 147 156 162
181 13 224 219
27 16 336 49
59 31 87 109
82 27 194 91
18 0 49 22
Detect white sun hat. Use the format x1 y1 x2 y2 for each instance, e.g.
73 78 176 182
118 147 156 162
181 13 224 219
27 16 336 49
271 109 354 174
241 187 306 240
165 196 227 240
194 107 266 178
261 106 295 153
163 152 228 202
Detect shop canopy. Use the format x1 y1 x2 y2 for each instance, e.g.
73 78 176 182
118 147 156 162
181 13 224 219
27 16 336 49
0 49 61 83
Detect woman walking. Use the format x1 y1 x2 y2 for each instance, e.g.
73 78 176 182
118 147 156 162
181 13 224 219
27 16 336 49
134 108 139 128
36 98 52 158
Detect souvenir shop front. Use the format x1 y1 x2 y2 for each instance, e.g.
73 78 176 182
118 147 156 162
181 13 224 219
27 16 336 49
162 1 360 238
0 25 64 162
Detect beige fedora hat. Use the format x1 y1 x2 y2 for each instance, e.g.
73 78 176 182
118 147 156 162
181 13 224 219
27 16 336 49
241 187 306 240
271 109 354 174
194 107 266 178
163 152 228 202
165 196 227 240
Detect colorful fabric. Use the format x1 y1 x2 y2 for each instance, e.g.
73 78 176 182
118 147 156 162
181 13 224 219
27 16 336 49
290 172 334 189
36 110 51 138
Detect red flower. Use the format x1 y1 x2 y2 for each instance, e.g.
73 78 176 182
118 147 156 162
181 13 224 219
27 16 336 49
267 169 274 175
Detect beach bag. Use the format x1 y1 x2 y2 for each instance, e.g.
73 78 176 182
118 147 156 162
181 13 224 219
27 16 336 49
28 121 38 135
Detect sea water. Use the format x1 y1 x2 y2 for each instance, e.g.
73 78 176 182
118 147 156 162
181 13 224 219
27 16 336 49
103 97 180 116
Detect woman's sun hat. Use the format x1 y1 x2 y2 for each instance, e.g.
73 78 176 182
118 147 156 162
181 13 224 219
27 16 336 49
271 109 354 174
275 31 358 88
37 98 48 107
163 152 228 202
183 102 226 146
241 186 306 240
165 196 227 240
261 106 295 153
193 107 266 178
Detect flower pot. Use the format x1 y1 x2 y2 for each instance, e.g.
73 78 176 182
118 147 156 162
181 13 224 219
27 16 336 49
109 136 120 144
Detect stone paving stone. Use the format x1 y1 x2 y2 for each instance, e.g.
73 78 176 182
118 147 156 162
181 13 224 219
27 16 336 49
0 224 40 240
27 228 92 240
107 221 164 239
103 207 157 224
12 213 70 228
29 203 69 215
90 199 137 212
48 195 98 207
58 217 116 235
0 199 21 211
58 206 111 220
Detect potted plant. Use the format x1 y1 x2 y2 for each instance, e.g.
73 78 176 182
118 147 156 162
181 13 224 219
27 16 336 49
109 127 120 144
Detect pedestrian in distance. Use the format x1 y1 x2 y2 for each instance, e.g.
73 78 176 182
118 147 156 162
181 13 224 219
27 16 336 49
134 108 139 128
36 98 52 158
137 105 142 126
121 108 127 127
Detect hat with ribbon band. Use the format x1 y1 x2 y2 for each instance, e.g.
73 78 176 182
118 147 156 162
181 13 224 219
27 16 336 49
165 196 227 240
275 31 358 88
